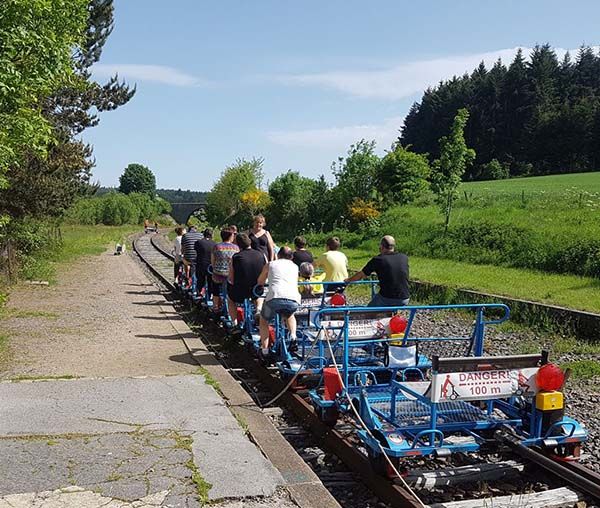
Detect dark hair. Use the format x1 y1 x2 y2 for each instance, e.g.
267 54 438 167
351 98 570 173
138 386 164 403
278 246 293 260
326 236 340 251
236 233 252 249
294 236 307 249
228 224 238 233
203 228 213 239
220 228 234 242
175 227 184 236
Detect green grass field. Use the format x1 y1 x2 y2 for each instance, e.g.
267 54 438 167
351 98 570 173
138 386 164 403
339 172 600 314
344 248 600 313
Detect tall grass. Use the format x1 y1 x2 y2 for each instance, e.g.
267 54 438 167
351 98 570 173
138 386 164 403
20 225 139 283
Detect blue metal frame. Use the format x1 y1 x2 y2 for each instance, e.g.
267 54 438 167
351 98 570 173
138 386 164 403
308 303 587 459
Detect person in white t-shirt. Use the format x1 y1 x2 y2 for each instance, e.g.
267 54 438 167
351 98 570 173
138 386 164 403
172 226 185 279
256 246 300 359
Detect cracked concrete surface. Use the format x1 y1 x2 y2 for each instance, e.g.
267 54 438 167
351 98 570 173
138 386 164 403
0 431 198 506
0 248 290 507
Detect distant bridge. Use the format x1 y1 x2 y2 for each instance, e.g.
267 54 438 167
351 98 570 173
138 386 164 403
170 201 207 225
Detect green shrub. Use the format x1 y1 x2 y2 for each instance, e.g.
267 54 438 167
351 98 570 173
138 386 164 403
480 159 510 180
65 192 167 226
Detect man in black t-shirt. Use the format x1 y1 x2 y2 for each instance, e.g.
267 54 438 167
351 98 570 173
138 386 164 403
227 233 267 327
194 228 216 295
292 236 313 267
345 235 409 307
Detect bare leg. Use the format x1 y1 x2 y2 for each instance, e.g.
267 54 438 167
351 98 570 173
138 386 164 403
259 316 270 350
285 314 297 340
227 297 238 326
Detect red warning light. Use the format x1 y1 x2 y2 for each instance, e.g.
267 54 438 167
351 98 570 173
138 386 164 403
536 363 565 391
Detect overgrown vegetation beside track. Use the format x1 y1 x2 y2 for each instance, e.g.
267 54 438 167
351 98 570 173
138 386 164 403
1 224 138 286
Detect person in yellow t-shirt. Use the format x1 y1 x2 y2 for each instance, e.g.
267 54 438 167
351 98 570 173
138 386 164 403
314 236 348 293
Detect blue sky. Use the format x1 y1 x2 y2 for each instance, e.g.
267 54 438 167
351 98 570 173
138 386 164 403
87 0 600 190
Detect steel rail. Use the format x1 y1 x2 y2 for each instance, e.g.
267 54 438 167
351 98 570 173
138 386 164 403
498 431 600 500
134 233 423 508
134 233 600 506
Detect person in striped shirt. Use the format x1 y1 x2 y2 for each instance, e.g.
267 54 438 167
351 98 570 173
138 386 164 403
181 225 204 286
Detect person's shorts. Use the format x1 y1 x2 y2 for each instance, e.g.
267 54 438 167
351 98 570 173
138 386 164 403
227 283 253 304
367 293 409 308
261 298 299 321
211 274 228 297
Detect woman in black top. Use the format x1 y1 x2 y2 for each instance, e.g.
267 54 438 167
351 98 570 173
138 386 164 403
248 214 275 261
227 233 267 327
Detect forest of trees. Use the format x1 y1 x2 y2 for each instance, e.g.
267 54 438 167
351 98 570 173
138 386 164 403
401 44 600 179
156 188 209 204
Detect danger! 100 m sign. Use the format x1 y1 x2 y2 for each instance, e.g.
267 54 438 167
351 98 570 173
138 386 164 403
431 367 539 403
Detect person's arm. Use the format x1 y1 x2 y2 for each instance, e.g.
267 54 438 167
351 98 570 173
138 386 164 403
228 258 235 284
265 231 275 261
345 271 365 283
257 263 269 286
346 257 374 283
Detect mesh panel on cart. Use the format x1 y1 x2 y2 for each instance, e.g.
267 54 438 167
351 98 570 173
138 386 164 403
371 399 491 426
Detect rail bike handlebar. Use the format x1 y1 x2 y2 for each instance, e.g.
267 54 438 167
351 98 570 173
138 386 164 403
311 302 511 329
251 278 380 298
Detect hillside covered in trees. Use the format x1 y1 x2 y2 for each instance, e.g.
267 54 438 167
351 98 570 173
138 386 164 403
401 44 600 179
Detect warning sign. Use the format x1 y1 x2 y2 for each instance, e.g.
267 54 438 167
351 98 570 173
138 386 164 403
431 367 538 402
320 318 390 339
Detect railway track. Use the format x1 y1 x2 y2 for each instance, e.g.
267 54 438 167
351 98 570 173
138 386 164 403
133 233 600 508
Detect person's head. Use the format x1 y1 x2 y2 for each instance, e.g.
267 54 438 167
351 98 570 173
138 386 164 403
380 235 396 253
326 236 340 251
202 228 213 239
189 225 197 232
236 233 252 250
220 228 235 242
253 214 266 230
175 227 184 236
294 236 307 250
299 262 314 280
229 224 238 233
277 245 293 260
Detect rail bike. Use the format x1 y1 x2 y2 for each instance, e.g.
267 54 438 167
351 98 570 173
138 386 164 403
170 252 587 478
307 304 587 474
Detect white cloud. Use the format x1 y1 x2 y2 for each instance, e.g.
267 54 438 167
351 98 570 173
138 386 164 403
92 64 207 87
266 116 403 150
280 46 587 100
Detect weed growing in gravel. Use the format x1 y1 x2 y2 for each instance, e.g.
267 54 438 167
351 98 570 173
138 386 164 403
0 309 58 320
10 374 78 382
187 458 212 504
550 336 600 355
562 360 600 379
170 430 213 503
0 333 9 366
195 366 223 397
234 412 250 435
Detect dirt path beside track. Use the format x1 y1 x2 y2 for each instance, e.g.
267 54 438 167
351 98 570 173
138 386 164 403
0 248 196 379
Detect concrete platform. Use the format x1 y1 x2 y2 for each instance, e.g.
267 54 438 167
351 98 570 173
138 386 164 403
0 375 282 501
